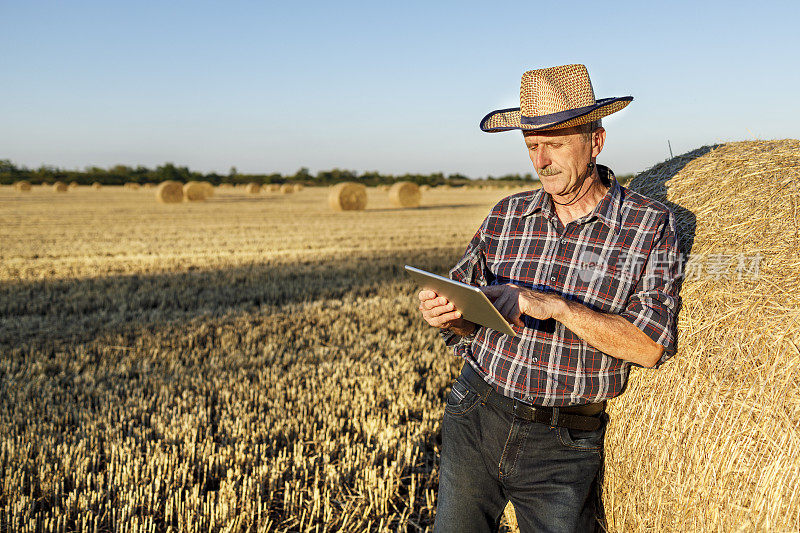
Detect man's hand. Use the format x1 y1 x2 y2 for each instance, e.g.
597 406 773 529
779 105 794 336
418 290 477 337
480 284 563 326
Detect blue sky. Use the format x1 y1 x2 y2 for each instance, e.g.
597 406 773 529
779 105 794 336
2 1 798 177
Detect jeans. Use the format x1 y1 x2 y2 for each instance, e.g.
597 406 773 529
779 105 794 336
434 367 607 533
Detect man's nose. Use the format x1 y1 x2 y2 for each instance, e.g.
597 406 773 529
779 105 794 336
533 147 550 169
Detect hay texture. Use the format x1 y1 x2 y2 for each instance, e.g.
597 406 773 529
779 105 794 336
200 182 214 197
13 181 31 192
92 182 102 190
328 182 367 211
156 181 184 204
601 140 800 531
246 183 261 194
268 184 281 193
69 181 79 189
183 181 207 202
280 183 295 194
389 181 421 208
123 182 140 190
52 181 68 192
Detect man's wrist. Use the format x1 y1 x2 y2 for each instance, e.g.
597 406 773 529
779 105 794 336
548 294 569 322
449 319 477 338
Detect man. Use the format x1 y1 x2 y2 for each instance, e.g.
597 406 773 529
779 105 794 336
417 64 682 532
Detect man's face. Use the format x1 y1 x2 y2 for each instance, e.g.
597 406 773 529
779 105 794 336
523 125 605 197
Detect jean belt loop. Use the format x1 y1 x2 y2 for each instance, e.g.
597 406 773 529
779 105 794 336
550 407 559 427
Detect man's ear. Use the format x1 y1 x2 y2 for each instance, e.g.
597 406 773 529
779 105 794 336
591 127 606 158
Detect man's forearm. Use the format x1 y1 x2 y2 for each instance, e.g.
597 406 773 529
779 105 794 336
551 297 664 367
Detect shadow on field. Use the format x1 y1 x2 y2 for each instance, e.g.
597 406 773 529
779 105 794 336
367 203 486 212
206 196 282 203
0 247 464 352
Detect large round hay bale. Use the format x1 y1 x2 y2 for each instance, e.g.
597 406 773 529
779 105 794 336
200 182 214 197
143 182 154 189
246 182 261 194
68 181 79 188
280 183 295 194
123 182 140 190
156 180 184 203
268 183 280 192
13 180 31 192
52 181 68 192
183 181 207 201
328 182 367 211
295 183 304 191
602 140 800 531
389 181 421 208
218 183 233 190
92 182 102 190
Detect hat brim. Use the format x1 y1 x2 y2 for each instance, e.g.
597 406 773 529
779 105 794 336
480 96 633 133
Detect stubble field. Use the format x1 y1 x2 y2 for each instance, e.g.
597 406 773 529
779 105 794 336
1 184 526 532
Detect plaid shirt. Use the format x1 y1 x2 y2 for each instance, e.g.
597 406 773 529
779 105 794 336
441 165 681 406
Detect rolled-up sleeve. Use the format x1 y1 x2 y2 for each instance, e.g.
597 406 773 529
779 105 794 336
619 210 682 367
439 217 493 348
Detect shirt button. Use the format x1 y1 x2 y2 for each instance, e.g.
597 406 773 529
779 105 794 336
532 357 538 363
525 395 533 403
550 276 556 282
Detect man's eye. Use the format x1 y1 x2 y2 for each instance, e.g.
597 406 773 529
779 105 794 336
528 145 537 151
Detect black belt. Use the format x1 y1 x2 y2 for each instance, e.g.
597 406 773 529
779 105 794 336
461 363 604 431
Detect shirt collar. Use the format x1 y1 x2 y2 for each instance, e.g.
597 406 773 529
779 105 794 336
521 164 623 233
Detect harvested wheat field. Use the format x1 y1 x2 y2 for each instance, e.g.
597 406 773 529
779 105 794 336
2 139 798 532
0 184 518 532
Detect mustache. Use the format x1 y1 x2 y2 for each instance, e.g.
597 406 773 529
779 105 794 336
537 167 561 177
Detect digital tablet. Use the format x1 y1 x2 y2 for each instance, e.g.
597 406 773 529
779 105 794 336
405 265 516 337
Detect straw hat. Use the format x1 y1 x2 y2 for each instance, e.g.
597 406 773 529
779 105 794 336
480 64 632 133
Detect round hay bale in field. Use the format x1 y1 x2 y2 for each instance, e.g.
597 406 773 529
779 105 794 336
13 180 31 192
91 182 102 190
295 183 304 191
218 183 233 189
389 181 421 208
246 182 261 194
68 181 79 188
155 180 184 203
143 182 154 189
280 183 295 194
183 181 207 201
328 182 367 211
602 139 800 531
52 181 68 192
200 181 214 197
268 183 280 192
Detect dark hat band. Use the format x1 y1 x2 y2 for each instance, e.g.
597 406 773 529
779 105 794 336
520 102 601 125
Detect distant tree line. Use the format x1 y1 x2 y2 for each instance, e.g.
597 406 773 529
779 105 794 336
0 160 548 187
0 159 634 187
